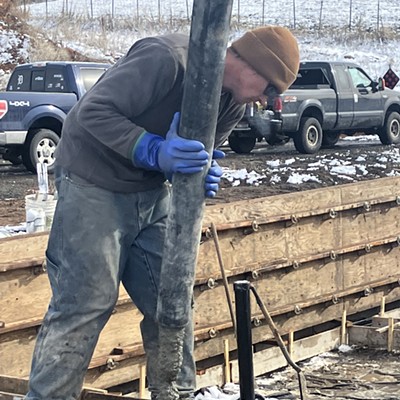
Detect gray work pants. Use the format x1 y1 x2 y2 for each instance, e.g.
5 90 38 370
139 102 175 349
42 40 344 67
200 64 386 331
25 168 196 400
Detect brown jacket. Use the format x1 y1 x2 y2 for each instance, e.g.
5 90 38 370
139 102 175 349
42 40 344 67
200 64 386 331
56 33 245 192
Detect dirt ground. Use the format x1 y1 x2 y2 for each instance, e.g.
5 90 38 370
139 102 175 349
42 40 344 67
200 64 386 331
1 137 397 227
0 140 396 226
255 347 400 400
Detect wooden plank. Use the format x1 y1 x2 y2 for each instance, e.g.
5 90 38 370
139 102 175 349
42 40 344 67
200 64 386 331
2 177 399 275
1 271 398 380
0 233 47 271
81 390 140 400
230 327 340 382
203 176 400 226
348 325 400 349
0 375 28 395
0 390 25 399
2 233 400 333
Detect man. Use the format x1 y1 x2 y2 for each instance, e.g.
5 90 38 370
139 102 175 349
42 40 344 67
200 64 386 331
25 26 299 400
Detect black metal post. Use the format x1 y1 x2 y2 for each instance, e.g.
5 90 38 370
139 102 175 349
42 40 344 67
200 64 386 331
234 280 255 400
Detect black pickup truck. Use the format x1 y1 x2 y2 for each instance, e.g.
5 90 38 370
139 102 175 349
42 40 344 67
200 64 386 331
0 61 110 172
229 61 400 154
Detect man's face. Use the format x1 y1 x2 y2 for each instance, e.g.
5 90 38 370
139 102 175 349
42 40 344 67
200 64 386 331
231 65 269 105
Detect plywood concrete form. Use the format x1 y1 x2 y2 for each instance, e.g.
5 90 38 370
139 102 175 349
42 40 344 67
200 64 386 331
1 176 400 388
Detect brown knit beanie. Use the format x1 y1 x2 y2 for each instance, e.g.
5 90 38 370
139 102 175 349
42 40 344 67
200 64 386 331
231 26 300 94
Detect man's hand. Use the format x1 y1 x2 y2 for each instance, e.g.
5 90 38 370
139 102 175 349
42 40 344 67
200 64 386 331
158 113 209 175
205 150 225 198
132 112 209 176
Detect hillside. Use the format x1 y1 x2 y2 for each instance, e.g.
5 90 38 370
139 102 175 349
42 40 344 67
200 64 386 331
1 0 400 90
0 0 106 89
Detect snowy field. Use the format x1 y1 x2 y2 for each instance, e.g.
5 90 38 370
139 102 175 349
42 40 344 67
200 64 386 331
24 0 400 31
16 0 400 80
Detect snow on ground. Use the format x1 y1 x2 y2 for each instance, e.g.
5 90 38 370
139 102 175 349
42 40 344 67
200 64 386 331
221 135 400 187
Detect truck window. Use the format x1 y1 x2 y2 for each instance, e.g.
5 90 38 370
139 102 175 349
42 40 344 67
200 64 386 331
45 68 68 92
80 68 107 92
291 67 331 88
348 67 371 89
8 70 31 91
334 67 351 91
31 70 46 92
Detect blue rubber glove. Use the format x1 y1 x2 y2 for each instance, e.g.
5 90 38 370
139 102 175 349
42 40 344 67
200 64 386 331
132 112 209 175
205 149 225 198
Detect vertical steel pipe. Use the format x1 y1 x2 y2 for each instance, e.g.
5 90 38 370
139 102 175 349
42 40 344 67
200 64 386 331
155 1 233 399
234 280 255 400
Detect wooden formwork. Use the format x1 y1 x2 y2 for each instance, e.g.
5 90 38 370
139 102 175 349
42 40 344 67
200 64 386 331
2 176 400 396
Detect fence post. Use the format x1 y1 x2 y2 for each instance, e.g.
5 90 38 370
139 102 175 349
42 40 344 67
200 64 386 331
377 0 380 31
293 0 296 29
262 0 265 26
349 0 352 30
319 0 323 31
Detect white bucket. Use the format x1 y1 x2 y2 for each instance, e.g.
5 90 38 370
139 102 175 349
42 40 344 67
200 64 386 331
25 194 57 233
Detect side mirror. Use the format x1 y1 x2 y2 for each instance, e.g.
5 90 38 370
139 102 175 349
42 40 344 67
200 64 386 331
371 81 379 93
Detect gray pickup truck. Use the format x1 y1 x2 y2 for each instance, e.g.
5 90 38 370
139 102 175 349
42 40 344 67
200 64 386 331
229 61 400 154
0 61 109 172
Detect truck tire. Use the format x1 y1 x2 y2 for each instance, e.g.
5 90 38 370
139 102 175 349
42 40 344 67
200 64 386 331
322 131 340 148
379 111 400 145
22 128 60 173
228 132 256 154
293 117 323 154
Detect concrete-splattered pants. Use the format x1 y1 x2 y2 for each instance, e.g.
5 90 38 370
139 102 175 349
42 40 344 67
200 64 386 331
25 168 196 400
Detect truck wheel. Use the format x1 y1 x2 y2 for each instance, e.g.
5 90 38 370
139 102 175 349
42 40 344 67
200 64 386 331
22 128 60 173
293 117 323 154
379 111 400 145
322 131 340 148
228 132 256 154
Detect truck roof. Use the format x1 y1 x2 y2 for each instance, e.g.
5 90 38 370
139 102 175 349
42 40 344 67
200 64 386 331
299 60 360 69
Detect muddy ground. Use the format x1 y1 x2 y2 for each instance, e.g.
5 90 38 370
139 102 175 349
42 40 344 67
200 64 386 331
255 347 400 400
0 136 397 227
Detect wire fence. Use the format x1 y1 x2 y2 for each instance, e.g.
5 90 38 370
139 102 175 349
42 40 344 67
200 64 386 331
21 0 400 31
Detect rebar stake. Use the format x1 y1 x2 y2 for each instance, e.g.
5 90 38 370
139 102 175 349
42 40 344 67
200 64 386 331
234 280 255 400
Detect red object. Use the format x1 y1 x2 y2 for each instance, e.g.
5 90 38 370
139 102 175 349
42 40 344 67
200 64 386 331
383 68 399 90
274 96 283 113
0 100 8 120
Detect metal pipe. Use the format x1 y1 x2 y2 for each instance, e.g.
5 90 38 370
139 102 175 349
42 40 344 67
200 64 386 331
155 1 233 399
234 280 255 400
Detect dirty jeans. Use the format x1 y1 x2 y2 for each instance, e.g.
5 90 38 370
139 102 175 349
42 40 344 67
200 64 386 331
25 168 196 400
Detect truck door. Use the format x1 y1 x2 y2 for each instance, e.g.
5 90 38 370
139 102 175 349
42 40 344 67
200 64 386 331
333 65 354 129
347 66 384 129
